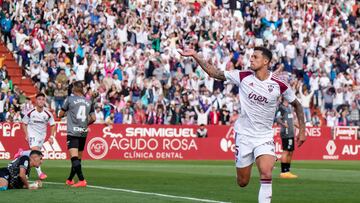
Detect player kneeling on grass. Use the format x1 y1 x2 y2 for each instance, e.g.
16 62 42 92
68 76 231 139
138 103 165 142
59 81 96 188
14 93 56 181
0 150 44 191
179 47 306 203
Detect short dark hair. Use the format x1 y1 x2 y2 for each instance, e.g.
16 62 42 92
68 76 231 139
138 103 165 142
36 93 46 98
72 81 84 93
254 47 273 62
30 150 43 157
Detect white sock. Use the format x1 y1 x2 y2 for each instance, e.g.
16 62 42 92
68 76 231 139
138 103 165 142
21 150 31 157
35 166 43 176
259 179 272 203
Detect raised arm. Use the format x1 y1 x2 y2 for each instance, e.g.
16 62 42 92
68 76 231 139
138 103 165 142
290 99 306 147
194 105 200 115
178 49 226 81
308 88 315 97
299 84 304 97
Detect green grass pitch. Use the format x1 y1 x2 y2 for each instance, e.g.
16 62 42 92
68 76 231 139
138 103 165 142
0 160 359 203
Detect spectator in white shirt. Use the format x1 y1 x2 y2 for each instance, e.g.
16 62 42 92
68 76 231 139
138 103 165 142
94 106 105 124
285 40 297 66
326 110 338 128
299 83 314 123
309 73 320 107
39 67 49 91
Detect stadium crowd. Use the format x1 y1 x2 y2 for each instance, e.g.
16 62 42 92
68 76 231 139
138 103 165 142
0 0 359 128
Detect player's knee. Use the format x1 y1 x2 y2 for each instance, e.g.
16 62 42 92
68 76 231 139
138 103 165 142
260 171 272 179
236 177 249 188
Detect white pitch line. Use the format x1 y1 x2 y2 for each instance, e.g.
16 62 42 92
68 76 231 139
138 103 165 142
43 181 231 203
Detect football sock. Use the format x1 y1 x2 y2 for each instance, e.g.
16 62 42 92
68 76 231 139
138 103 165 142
259 179 272 203
68 159 81 181
71 157 84 181
281 163 290 173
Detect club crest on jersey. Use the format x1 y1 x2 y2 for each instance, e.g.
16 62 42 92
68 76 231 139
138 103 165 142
268 85 274 93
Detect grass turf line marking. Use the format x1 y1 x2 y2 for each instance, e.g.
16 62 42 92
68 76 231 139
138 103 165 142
44 181 231 203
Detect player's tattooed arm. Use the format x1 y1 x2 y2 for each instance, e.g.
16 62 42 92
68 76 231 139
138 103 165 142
291 99 306 147
178 49 226 81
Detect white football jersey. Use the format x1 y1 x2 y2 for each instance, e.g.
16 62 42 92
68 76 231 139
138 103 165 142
22 108 55 138
224 70 296 140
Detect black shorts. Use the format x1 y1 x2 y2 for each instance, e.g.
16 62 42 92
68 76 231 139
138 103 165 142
0 168 9 181
281 137 295 152
67 136 87 151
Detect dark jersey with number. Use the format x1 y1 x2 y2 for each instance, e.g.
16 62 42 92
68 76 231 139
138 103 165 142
7 156 31 189
276 104 295 138
61 95 94 137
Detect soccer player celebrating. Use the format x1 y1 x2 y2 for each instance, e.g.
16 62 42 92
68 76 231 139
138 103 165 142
276 99 299 178
17 93 56 180
59 81 96 188
179 47 306 203
0 150 44 191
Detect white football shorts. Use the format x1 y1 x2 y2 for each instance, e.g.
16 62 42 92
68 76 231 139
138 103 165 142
234 133 276 168
28 135 46 149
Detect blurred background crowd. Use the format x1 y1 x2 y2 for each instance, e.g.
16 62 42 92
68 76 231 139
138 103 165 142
0 0 359 128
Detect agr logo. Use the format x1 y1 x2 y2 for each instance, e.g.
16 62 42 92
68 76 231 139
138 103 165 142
87 137 108 160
